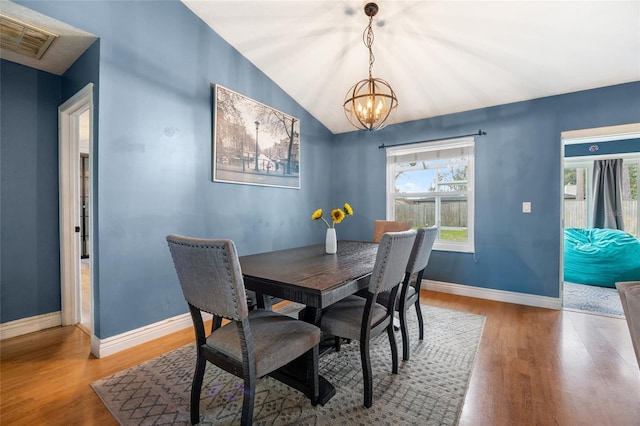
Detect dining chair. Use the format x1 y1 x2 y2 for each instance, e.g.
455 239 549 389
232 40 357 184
616 281 640 371
166 234 320 425
377 226 438 361
320 229 417 408
373 220 410 243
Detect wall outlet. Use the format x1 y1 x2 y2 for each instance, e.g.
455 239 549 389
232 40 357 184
522 202 531 213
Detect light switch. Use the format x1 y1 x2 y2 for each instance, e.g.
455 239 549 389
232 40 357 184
522 202 531 213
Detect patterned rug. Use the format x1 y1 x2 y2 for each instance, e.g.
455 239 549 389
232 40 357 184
91 305 485 425
563 282 624 317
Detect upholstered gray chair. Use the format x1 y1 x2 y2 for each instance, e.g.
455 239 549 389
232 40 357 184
320 229 417 408
166 235 320 425
377 226 438 361
616 281 640 370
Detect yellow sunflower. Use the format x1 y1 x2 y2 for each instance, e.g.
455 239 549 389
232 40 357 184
311 203 353 228
331 208 345 224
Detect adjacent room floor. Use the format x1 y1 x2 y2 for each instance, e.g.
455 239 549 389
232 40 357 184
563 281 624 317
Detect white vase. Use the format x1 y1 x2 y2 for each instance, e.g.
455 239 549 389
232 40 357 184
325 228 337 254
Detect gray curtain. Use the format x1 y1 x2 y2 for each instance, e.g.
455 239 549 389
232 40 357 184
591 158 624 230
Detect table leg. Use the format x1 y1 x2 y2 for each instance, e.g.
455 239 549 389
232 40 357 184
255 292 272 309
302 306 344 356
270 306 336 405
317 376 337 405
302 306 322 324
270 359 336 406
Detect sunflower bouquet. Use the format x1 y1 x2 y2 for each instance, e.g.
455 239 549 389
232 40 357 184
311 203 354 228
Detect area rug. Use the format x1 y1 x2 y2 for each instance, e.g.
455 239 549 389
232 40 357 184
91 305 485 425
563 282 624 317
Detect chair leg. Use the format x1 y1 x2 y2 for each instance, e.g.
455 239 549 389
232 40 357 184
190 354 206 425
393 314 400 331
399 307 410 361
240 375 255 426
387 323 399 374
360 339 373 408
334 336 341 351
307 345 319 406
414 301 424 340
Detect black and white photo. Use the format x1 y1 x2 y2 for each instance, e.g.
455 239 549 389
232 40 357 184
213 84 300 189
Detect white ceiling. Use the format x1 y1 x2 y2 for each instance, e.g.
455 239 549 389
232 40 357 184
0 0 97 75
2 1 637 134
183 0 640 134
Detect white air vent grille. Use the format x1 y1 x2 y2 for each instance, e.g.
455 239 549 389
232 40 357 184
0 14 58 60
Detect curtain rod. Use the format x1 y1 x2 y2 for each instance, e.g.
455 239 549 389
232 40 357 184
378 129 487 150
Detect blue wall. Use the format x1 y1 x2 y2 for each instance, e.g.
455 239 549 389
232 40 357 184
16 0 334 339
1 40 100 325
6 0 640 339
333 82 640 298
1 60 62 323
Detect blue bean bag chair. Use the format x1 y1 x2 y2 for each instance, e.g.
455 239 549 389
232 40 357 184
564 228 640 288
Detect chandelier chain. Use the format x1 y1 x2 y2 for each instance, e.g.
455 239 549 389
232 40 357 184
343 2 397 131
364 15 375 79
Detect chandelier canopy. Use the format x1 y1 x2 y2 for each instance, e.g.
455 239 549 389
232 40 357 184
343 2 398 131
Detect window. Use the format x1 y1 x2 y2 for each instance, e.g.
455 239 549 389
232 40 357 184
564 156 640 236
563 165 588 229
622 161 639 236
386 137 475 252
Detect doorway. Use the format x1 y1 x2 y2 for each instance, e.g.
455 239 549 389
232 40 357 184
59 84 94 336
560 123 640 317
79 110 91 332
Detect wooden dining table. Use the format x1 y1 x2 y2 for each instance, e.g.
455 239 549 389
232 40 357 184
238 240 379 404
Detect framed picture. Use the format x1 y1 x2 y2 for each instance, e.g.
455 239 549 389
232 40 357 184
212 84 301 189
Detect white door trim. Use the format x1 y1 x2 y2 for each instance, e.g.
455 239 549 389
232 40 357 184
560 122 640 308
59 83 94 327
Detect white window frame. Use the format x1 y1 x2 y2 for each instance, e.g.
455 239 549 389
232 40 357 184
563 160 593 228
386 137 475 253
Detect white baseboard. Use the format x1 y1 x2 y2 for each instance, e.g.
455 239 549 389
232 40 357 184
424 279 562 310
91 312 212 358
0 311 62 340
3 283 559 354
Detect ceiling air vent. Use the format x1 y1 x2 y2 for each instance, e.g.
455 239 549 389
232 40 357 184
0 14 58 60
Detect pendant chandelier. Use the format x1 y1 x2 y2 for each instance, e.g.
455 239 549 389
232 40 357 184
343 2 398 131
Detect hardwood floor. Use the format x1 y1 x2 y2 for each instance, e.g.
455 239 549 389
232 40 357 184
78 258 92 336
1 291 639 425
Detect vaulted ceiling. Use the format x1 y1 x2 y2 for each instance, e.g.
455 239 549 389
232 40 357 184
183 0 640 134
2 1 638 135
